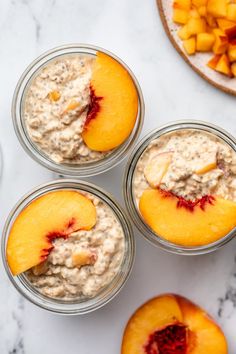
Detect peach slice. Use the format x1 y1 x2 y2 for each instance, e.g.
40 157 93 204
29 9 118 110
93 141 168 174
139 188 236 246
6 190 97 275
82 52 138 152
195 151 217 174
121 294 227 354
144 152 172 188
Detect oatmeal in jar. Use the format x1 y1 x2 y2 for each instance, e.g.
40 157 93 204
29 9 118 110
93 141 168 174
24 55 108 164
134 129 236 203
132 128 236 247
25 193 125 300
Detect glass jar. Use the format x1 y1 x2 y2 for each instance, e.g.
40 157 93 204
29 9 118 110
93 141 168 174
123 120 236 255
2 179 135 314
12 44 144 177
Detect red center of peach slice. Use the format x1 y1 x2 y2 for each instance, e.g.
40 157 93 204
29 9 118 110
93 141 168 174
144 324 187 354
159 188 215 212
84 86 103 128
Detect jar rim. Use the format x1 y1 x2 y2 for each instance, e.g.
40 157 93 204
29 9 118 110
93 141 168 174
12 43 144 177
123 119 236 255
2 179 135 314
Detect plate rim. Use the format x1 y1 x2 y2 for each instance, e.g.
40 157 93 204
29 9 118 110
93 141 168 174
156 0 236 97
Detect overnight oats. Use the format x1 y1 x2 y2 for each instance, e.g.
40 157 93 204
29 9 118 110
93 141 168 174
124 121 236 253
2 180 134 313
13 45 144 176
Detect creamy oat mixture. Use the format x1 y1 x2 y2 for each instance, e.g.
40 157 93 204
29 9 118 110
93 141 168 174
24 54 108 164
134 129 236 203
26 193 125 300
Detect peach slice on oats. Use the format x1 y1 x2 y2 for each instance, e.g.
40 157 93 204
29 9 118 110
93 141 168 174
139 188 236 246
7 190 96 275
144 152 172 188
82 52 138 152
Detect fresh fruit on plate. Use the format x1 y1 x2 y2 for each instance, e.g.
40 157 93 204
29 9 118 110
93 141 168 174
82 52 138 152
139 188 236 246
144 152 172 188
6 190 97 275
172 0 236 78
121 294 228 354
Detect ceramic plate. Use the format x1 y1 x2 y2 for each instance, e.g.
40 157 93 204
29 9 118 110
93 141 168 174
156 0 236 96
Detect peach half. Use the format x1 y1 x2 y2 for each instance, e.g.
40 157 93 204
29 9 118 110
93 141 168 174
6 190 96 276
82 52 138 151
139 188 236 246
121 294 228 354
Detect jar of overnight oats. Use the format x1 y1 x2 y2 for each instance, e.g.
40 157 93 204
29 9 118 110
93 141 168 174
124 120 236 255
1 179 134 314
12 44 144 177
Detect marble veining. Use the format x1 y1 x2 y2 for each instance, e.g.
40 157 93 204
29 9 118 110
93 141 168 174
0 0 236 353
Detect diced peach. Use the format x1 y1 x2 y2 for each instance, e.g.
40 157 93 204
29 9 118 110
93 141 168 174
63 100 80 113
227 3 236 21
178 25 191 40
198 5 207 17
187 18 206 35
189 8 201 18
192 0 207 7
196 33 215 51
174 0 191 10
207 0 227 18
212 31 228 54
48 90 61 102
195 152 217 174
231 62 236 76
207 54 221 69
6 191 97 275
215 54 233 76
206 14 217 28
183 37 196 55
82 52 138 151
225 25 236 41
72 250 97 268
217 18 236 32
228 43 236 61
144 152 172 188
139 188 236 246
173 5 189 24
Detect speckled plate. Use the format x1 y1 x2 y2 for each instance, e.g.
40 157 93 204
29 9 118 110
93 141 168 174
156 0 236 96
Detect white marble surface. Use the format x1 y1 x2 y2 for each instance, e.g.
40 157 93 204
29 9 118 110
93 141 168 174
0 0 236 353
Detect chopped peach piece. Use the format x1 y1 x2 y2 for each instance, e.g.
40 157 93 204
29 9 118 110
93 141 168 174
217 18 236 31
173 5 189 24
207 0 227 18
63 100 80 113
215 54 232 76
195 152 217 174
174 0 191 10
178 25 191 40
187 18 206 35
227 3 236 21
197 33 215 51
212 31 228 54
192 0 207 6
144 152 172 188
198 5 207 17
139 188 236 246
207 54 221 69
231 62 236 76
228 43 236 61
183 37 196 55
48 90 61 102
206 14 217 28
72 250 97 268
7 191 97 275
